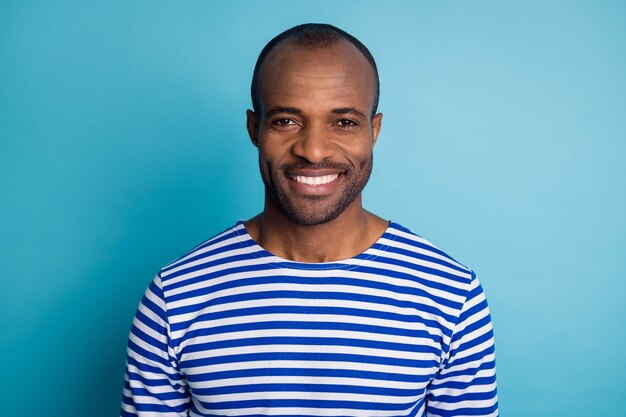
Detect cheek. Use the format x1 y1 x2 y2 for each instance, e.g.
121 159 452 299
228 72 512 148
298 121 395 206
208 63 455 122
257 148 273 175
258 146 285 183
258 142 275 163
260 141 294 170
340 141 373 165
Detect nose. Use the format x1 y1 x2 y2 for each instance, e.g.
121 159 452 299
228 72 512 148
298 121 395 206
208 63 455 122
291 123 335 163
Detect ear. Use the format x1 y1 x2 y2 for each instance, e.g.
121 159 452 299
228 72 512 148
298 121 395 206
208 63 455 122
246 109 259 147
371 112 383 146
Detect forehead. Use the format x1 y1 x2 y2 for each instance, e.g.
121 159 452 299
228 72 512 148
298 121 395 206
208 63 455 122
257 40 376 113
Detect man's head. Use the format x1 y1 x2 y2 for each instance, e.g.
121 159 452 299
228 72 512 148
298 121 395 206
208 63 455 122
251 23 380 118
247 24 382 226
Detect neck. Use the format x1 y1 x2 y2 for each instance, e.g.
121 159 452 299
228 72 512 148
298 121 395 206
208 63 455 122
245 196 388 263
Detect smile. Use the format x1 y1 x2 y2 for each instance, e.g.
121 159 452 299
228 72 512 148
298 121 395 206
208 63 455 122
291 174 340 186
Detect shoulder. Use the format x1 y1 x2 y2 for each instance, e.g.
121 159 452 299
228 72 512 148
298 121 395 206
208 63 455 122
379 221 476 290
156 221 255 285
365 221 482 334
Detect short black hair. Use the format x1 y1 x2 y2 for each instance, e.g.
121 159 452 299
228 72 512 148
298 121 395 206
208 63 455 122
251 23 380 118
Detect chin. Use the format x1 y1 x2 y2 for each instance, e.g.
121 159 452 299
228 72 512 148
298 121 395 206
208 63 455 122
285 209 343 227
279 196 356 226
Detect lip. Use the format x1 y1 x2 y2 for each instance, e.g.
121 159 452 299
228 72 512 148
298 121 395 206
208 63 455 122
286 168 344 177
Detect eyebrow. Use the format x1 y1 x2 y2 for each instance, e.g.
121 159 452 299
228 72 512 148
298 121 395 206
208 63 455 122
265 106 367 119
266 106 302 118
331 107 367 119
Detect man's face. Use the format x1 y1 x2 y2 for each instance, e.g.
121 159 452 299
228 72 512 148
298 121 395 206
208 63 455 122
247 40 382 226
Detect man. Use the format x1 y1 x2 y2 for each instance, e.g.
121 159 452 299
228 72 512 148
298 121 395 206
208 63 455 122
121 23 498 417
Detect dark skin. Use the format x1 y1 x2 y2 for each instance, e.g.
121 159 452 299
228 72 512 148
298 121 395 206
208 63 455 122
245 40 387 263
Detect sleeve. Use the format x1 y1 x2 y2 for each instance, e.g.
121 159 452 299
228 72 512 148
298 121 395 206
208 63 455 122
120 274 191 417
425 271 498 416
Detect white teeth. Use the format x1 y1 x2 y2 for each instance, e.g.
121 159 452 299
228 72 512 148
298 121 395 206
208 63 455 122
294 174 339 186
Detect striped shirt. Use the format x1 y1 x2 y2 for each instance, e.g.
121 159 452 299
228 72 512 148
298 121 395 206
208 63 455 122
121 221 498 417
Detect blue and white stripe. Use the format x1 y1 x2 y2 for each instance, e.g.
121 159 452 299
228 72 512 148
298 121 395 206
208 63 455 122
121 221 498 416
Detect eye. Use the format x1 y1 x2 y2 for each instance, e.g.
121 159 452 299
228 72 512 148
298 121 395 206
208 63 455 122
336 119 358 128
273 118 297 127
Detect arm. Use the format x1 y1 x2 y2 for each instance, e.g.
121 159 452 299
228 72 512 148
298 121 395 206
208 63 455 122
425 272 498 416
121 275 190 417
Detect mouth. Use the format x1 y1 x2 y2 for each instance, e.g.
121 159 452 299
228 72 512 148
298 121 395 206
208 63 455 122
290 173 340 186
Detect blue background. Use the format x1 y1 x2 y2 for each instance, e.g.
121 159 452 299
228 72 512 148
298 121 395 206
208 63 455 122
1 1 625 416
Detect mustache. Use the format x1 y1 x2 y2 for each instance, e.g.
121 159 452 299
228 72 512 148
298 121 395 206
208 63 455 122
282 160 352 172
